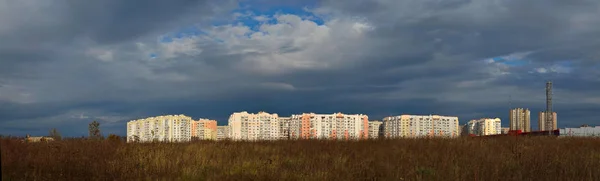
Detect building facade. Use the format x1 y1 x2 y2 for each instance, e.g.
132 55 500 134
383 114 460 138
289 113 369 140
216 126 229 140
509 108 531 132
538 111 557 131
560 125 600 137
466 118 502 136
127 114 193 143
368 121 383 139
228 111 280 141
501 127 510 134
192 119 217 140
279 117 291 140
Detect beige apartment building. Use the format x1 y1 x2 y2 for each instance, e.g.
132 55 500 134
127 114 194 143
228 111 280 141
509 108 531 132
538 111 557 131
191 119 217 140
368 121 383 139
467 118 502 136
289 113 369 140
383 114 460 138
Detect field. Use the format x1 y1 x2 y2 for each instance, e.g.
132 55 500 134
2 137 600 180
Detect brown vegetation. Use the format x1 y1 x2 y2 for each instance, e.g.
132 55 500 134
2 137 600 180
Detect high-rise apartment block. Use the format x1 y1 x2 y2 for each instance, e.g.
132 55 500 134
538 111 557 131
228 111 280 141
368 121 383 139
383 115 459 138
509 108 531 132
466 118 502 136
289 113 369 140
279 117 291 140
127 114 194 143
216 126 229 141
192 119 217 140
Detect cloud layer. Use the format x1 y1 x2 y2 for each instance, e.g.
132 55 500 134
1 0 600 136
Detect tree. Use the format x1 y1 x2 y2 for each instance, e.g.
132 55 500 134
88 121 102 139
107 134 121 143
49 128 62 140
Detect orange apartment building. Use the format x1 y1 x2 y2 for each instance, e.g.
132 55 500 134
289 112 369 140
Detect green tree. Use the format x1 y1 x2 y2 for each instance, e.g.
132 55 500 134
49 128 62 140
88 121 102 139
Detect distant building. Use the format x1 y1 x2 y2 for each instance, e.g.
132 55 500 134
192 119 217 140
127 114 193 143
216 126 229 141
368 121 383 139
289 112 369 140
560 126 600 137
383 114 460 138
509 108 531 132
501 127 510 134
228 111 280 141
467 118 502 136
279 117 291 140
24 135 54 143
538 111 557 131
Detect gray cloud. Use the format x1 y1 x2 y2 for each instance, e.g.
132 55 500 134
1 0 600 136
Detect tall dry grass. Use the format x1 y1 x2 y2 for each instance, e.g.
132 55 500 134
2 137 600 180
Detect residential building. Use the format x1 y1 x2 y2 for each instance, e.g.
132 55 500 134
538 111 558 131
216 126 229 141
501 127 510 134
383 114 460 138
192 119 217 140
127 114 193 143
279 117 291 140
228 111 280 141
368 121 383 139
467 118 502 136
560 125 600 137
509 108 531 132
289 112 369 140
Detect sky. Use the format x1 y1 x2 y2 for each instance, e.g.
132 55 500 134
1 0 600 137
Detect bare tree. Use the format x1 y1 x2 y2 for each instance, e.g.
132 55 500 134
49 128 62 140
88 121 102 139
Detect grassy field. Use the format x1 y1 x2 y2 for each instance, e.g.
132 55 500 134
2 137 600 180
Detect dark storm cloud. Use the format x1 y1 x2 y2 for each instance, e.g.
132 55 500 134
0 0 237 45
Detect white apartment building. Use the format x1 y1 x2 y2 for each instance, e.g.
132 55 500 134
127 114 193 143
369 121 383 139
467 118 502 136
289 113 369 140
228 111 280 141
383 114 459 138
279 117 291 140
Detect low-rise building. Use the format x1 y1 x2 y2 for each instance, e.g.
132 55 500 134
560 125 600 137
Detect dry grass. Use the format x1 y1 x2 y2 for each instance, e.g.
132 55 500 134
2 137 600 181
